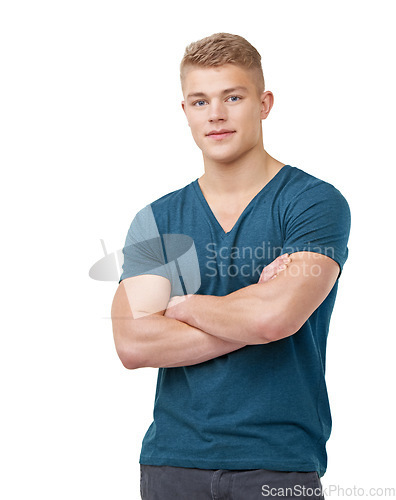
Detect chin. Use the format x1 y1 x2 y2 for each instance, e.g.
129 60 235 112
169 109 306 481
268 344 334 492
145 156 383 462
206 153 241 164
206 145 248 163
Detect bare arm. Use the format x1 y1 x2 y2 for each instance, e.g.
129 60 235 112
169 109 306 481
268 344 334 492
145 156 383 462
165 251 340 344
111 275 246 369
111 254 289 368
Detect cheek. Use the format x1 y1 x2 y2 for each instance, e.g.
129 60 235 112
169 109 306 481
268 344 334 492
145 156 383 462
241 111 262 138
188 116 202 135
190 126 204 145
238 115 261 139
188 120 206 148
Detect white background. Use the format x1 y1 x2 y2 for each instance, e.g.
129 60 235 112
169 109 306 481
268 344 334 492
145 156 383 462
1 1 395 498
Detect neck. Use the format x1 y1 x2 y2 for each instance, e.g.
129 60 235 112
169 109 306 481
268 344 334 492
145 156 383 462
199 147 283 198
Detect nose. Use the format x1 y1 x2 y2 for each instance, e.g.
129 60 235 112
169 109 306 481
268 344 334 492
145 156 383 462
208 99 227 122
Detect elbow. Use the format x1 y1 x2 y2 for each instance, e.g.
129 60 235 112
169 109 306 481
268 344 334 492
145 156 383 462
253 314 278 343
115 342 143 370
113 325 145 370
118 349 142 370
255 311 302 343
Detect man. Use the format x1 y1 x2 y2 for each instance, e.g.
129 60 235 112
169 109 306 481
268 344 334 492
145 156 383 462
111 32 351 499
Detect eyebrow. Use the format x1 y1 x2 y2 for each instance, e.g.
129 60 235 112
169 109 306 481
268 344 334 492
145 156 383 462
186 86 249 100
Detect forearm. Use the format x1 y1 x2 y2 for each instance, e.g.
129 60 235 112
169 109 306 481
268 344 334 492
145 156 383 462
115 314 246 369
168 285 276 344
165 252 338 345
163 253 293 344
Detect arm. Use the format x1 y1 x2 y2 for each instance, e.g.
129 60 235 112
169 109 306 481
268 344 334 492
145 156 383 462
111 274 247 369
165 251 340 344
111 254 289 369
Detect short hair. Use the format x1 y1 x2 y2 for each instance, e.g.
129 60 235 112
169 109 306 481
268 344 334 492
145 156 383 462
180 32 265 97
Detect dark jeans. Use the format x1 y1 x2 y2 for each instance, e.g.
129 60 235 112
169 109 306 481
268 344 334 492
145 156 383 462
140 464 325 499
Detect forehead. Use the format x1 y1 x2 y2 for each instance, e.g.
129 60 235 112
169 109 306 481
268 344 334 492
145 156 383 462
183 64 256 99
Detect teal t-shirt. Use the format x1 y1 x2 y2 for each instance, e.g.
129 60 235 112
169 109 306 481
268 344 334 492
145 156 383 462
119 164 351 478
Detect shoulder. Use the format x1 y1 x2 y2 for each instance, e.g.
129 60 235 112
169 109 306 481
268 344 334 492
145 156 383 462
128 180 196 236
282 165 345 198
149 180 196 211
281 165 350 214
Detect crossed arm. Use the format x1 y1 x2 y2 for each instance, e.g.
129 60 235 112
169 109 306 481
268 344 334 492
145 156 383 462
111 251 339 369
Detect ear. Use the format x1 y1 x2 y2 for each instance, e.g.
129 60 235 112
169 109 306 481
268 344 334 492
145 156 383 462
260 91 274 120
181 101 190 127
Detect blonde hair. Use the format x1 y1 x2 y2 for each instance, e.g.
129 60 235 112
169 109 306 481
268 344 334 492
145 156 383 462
180 32 265 96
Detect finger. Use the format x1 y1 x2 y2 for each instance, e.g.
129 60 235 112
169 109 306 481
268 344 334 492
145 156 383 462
167 296 184 307
279 253 291 263
258 255 291 283
268 254 290 271
259 266 275 282
263 255 290 275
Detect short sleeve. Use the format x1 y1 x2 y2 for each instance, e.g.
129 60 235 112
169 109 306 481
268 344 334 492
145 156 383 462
118 205 202 297
118 205 173 285
281 183 351 279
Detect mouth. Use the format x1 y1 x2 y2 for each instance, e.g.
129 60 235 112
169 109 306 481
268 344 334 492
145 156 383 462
206 130 236 141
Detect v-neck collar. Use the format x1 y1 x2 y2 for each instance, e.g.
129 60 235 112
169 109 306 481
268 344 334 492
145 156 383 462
192 164 291 238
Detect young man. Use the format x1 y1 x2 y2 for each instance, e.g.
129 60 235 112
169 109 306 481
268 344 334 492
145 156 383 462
111 33 351 499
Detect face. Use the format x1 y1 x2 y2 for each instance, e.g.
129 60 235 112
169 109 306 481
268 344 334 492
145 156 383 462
181 64 273 165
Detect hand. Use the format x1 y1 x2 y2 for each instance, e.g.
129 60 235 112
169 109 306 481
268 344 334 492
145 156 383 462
164 293 194 321
258 253 291 283
164 254 292 320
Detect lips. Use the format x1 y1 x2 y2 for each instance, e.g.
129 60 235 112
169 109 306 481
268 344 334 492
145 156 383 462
206 129 236 140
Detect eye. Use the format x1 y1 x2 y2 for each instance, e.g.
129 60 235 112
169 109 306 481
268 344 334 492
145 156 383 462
227 95 241 102
193 100 207 107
